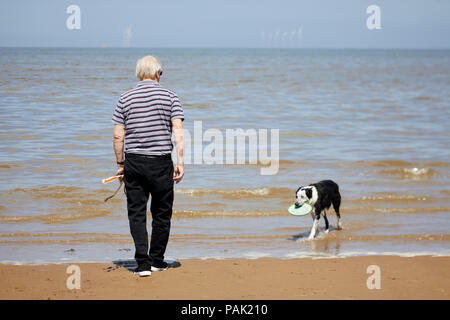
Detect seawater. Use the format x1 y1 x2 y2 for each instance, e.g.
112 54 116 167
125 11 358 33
0 48 449 264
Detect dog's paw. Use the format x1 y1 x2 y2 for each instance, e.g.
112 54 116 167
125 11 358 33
337 223 343 230
325 229 329 234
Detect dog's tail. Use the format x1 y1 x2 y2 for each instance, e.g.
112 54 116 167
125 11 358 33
332 193 341 218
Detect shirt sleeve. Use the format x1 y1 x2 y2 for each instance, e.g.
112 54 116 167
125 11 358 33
170 93 184 121
112 97 125 126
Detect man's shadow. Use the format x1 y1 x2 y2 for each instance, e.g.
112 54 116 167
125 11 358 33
112 259 181 272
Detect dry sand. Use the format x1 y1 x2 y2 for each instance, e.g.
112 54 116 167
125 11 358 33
0 255 449 300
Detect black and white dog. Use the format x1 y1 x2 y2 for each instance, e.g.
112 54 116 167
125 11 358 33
295 180 342 240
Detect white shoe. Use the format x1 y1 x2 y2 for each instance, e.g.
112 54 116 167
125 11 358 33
134 270 151 277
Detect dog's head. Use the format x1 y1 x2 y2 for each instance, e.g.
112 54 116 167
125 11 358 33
295 186 316 206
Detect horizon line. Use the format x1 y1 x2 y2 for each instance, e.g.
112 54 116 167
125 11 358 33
1 46 450 50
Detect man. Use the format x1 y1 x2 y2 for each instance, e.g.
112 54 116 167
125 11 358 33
112 55 185 277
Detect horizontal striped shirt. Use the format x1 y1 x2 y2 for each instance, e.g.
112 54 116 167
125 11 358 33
112 80 184 155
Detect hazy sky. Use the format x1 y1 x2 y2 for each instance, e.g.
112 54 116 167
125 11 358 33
0 0 449 48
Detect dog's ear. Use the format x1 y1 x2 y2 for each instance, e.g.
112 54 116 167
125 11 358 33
296 186 303 195
305 188 313 199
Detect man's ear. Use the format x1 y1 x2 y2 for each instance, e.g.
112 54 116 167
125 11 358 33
305 188 312 199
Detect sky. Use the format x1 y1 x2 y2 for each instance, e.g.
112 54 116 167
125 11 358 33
0 0 449 48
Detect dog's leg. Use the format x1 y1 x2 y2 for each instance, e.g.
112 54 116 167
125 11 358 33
308 219 319 240
308 209 320 240
323 210 329 233
337 216 342 230
333 195 343 230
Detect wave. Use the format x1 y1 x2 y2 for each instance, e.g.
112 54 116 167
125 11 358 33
0 232 126 239
0 163 28 170
75 135 110 142
340 159 413 168
308 117 343 122
1 184 448 225
0 185 123 223
0 232 130 244
349 193 433 204
2 205 447 223
183 103 214 109
196 159 446 170
378 105 407 110
0 232 130 245
2 157 447 174
172 209 286 218
280 132 336 137
373 130 422 136
341 205 450 215
326 234 450 242
414 95 440 101
175 187 292 199
0 208 115 224
173 205 450 217
3 186 119 200
46 155 100 165
272 159 450 170
0 134 42 140
335 160 449 168
377 167 436 179
2 231 448 246
373 207 450 214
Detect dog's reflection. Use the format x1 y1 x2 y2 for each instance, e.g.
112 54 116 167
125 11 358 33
288 227 342 256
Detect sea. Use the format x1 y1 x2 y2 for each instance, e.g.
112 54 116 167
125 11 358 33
0 47 449 264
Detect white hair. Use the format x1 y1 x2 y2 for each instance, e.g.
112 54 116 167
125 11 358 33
135 55 162 80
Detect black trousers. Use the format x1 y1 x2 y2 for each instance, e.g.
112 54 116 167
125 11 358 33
124 153 174 266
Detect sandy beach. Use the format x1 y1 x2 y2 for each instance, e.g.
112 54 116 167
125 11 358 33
0 255 449 300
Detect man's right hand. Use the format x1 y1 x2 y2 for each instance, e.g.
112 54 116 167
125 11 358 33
173 163 184 184
116 165 124 182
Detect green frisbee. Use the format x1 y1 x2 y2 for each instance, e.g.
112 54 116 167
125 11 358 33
288 203 313 216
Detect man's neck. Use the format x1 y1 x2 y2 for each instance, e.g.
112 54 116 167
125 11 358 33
141 77 158 83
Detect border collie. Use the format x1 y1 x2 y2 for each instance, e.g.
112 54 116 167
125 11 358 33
295 180 342 240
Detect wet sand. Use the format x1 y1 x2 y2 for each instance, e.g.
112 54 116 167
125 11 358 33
0 255 449 300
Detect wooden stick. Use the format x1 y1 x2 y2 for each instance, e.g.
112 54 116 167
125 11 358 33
102 175 123 184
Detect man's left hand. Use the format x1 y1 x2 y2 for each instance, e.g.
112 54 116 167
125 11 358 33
173 163 184 184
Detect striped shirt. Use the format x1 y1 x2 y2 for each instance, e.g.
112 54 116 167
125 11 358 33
112 80 184 156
